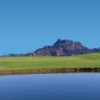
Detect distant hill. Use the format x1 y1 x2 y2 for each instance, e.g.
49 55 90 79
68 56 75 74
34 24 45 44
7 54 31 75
33 39 100 56
5 39 100 57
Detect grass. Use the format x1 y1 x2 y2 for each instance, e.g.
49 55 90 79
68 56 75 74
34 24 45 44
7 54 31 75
0 53 100 74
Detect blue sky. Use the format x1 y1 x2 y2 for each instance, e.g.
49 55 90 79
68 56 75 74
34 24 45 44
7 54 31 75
0 0 100 54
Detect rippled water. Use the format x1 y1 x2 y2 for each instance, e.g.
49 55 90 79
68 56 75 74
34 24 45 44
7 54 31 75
0 73 100 100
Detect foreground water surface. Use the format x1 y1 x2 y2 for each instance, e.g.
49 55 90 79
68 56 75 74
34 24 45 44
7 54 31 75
0 73 100 100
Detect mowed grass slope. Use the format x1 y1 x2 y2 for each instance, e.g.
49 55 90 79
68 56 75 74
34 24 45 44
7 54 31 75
0 53 100 70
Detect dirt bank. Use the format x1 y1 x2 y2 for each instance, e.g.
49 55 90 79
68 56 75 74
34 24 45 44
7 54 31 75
0 67 100 75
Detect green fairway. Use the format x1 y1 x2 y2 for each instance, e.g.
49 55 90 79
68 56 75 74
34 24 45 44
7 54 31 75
0 53 100 70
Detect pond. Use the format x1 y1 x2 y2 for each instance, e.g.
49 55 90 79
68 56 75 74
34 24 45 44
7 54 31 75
0 73 100 100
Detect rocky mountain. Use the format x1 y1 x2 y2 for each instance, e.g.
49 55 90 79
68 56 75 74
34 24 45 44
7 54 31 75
5 39 100 57
33 39 93 56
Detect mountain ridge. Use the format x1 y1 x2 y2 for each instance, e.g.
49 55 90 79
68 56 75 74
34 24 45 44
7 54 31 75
33 39 100 56
6 39 100 56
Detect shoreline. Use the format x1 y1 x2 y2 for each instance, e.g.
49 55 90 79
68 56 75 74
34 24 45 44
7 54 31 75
0 67 100 75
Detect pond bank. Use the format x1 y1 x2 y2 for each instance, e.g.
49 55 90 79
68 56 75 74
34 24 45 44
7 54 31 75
0 67 100 75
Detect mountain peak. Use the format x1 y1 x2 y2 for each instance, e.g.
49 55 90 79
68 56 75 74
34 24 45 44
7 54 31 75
53 39 73 46
34 39 90 56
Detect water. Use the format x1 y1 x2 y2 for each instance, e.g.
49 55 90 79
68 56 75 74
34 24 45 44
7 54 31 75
0 73 100 100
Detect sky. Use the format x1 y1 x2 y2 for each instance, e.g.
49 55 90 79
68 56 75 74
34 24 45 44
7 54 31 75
0 0 100 54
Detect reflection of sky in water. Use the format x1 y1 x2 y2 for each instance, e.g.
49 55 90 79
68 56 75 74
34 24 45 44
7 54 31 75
0 73 99 100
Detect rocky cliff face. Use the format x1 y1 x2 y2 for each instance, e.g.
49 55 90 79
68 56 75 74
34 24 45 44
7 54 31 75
33 39 91 56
